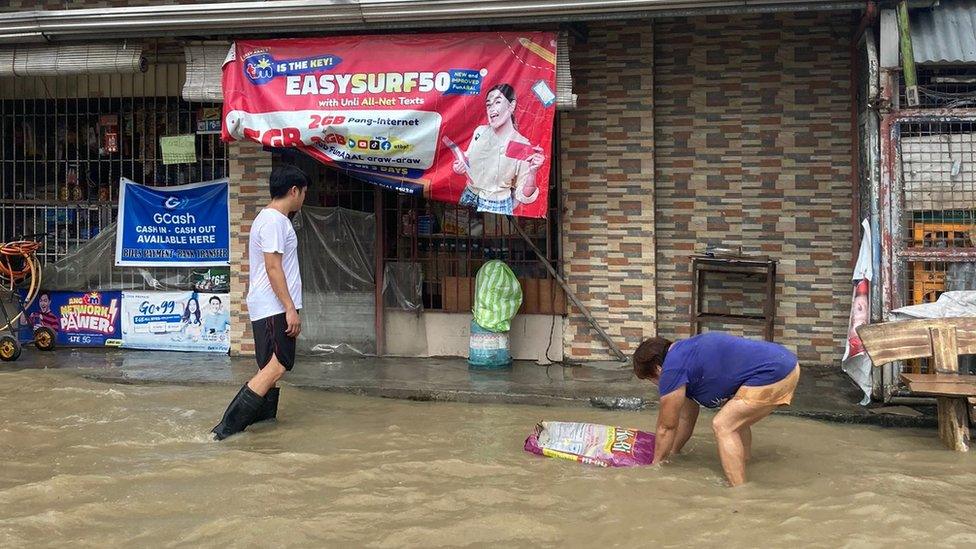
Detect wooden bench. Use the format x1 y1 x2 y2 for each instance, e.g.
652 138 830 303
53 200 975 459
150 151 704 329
857 318 976 451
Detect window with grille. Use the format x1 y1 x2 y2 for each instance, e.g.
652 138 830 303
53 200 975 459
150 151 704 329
274 129 564 314
0 46 228 290
895 118 976 374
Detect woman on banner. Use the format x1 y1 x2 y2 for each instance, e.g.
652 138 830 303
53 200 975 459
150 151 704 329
450 83 545 215
179 296 203 342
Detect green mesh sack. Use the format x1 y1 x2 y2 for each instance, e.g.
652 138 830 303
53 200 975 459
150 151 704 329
472 260 523 333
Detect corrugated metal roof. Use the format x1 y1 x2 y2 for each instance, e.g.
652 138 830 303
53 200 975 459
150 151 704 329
911 0 976 65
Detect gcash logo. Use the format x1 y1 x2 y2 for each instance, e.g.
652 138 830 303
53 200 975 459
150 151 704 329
163 196 184 209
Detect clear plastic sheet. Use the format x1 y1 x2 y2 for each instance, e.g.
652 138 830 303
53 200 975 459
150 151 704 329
40 223 229 292
40 207 381 356
947 263 976 291
383 261 423 312
294 207 375 293
293 207 376 356
891 291 976 320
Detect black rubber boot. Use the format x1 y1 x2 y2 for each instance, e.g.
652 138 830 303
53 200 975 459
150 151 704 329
251 386 279 424
211 384 265 441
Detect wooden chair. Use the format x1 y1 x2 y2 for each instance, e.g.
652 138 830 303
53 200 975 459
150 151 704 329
857 318 976 451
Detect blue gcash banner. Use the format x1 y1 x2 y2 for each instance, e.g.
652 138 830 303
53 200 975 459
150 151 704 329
115 178 230 267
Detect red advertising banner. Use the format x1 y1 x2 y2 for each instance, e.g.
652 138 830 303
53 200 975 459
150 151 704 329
222 32 558 218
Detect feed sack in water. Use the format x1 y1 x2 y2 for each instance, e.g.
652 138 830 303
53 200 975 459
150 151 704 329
524 421 655 467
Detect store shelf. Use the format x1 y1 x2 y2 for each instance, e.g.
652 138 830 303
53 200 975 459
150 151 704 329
691 255 777 341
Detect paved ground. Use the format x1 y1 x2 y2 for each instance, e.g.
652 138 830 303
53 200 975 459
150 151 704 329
3 348 938 428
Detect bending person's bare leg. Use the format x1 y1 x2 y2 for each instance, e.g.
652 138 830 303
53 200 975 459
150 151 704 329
712 400 776 486
741 425 752 462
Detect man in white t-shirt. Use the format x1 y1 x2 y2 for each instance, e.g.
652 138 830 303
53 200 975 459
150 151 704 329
212 164 309 441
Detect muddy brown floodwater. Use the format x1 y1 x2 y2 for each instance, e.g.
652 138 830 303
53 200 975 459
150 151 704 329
1 370 975 547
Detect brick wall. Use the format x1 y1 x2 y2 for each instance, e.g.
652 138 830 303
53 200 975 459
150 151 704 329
654 12 853 365
560 23 657 360
227 140 272 357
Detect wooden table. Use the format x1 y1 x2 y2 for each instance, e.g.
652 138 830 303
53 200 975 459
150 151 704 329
858 318 976 451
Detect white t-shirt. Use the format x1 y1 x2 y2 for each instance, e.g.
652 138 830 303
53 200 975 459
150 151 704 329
246 208 303 321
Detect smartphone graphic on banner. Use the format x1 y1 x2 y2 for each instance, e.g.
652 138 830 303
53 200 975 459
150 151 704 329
505 141 535 161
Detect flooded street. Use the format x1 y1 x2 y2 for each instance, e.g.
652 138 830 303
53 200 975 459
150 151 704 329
1 369 975 547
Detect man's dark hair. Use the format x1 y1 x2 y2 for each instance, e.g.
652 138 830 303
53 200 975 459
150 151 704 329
209 296 221 305
269 165 310 199
633 337 673 380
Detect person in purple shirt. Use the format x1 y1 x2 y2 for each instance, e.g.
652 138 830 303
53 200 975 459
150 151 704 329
633 332 800 486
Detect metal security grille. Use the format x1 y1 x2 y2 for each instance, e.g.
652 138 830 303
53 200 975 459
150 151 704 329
0 44 227 290
382 128 562 312
891 115 976 373
897 119 976 306
901 68 976 110
382 193 562 312
276 145 562 313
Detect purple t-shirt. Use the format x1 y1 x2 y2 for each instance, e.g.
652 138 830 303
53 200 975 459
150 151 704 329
658 333 797 408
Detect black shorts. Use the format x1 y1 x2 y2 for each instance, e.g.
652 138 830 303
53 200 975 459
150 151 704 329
252 312 297 371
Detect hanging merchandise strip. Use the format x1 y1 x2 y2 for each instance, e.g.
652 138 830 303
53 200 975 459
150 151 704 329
222 32 558 219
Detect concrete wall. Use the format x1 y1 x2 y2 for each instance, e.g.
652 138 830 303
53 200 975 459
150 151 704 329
298 292 375 355
559 14 852 365
385 311 564 362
